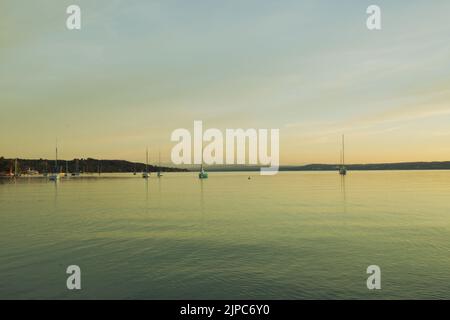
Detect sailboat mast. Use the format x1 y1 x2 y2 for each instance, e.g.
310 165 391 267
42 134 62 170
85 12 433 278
198 141 208 179
200 142 203 171
146 148 148 172
55 140 58 173
342 135 345 167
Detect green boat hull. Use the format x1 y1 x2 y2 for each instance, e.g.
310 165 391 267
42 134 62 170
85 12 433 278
199 172 208 179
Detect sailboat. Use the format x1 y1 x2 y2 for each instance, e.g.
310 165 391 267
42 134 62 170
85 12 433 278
13 158 20 177
198 144 208 179
157 150 162 178
339 134 347 176
199 164 208 179
142 148 149 179
64 161 69 177
71 159 80 177
49 143 60 181
0 160 14 178
43 161 48 177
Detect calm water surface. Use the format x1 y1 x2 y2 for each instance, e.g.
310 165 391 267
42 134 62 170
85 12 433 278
0 171 449 299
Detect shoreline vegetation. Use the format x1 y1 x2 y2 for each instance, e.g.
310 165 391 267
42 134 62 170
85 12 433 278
0 157 187 175
1 157 450 174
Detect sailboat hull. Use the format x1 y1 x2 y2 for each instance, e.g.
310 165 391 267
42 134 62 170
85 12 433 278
339 135 348 175
49 174 60 181
143 148 150 179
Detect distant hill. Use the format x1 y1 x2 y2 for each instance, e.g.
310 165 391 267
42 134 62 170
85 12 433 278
0 157 187 174
283 161 450 171
205 161 450 172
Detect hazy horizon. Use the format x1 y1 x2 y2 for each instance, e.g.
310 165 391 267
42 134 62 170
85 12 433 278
1 0 450 165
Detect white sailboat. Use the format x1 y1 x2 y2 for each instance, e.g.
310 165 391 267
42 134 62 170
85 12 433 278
157 150 162 178
142 148 149 179
49 143 60 181
339 134 347 176
14 158 20 177
43 161 48 177
198 143 208 179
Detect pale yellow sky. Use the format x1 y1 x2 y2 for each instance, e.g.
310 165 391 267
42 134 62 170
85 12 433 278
1 0 450 165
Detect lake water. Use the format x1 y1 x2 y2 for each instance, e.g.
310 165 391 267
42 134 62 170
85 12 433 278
0 171 449 299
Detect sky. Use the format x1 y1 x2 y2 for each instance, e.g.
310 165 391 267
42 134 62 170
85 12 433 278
1 0 450 165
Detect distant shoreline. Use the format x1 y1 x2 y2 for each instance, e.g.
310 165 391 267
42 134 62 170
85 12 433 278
204 161 450 172
0 157 187 174
2 157 450 174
